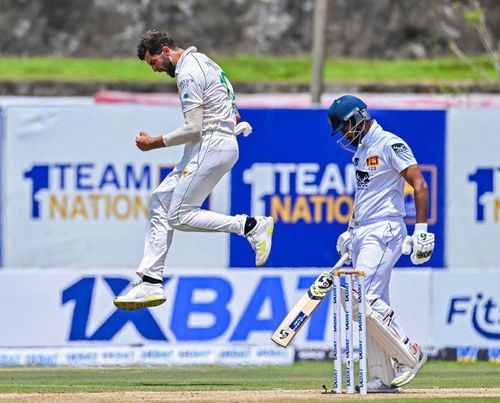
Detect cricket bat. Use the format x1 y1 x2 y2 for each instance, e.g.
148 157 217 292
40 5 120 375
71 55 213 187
271 253 350 347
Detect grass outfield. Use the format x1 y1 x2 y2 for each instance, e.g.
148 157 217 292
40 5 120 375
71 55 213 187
0 361 498 394
0 56 497 83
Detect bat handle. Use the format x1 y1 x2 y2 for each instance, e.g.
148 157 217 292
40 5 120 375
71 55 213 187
331 252 350 273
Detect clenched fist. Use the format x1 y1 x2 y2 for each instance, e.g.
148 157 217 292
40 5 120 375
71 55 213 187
135 131 164 151
136 131 154 151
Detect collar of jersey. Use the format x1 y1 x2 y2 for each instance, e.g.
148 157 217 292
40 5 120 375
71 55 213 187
175 46 198 76
359 120 382 148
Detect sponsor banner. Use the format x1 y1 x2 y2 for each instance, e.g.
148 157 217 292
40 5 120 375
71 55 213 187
230 109 445 268
0 345 294 367
295 348 330 361
1 268 498 349
447 109 500 267
0 268 432 348
295 347 500 363
433 270 500 348
2 105 229 268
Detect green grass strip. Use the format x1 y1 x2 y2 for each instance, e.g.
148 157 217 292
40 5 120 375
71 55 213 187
0 361 498 393
0 56 497 83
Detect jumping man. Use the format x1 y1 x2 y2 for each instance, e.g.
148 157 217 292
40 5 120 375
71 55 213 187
113 30 274 311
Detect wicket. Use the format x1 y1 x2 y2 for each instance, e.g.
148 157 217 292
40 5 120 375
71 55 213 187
332 269 367 394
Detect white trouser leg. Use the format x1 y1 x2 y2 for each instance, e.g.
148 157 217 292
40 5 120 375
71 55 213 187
352 220 404 301
136 169 180 281
168 134 246 235
352 219 409 341
351 219 416 371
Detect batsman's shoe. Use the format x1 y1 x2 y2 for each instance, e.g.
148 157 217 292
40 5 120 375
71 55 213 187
391 347 428 388
113 281 166 311
246 216 274 266
356 378 401 393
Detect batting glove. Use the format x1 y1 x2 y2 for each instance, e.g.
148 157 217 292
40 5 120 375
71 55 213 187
336 219 355 265
402 223 435 265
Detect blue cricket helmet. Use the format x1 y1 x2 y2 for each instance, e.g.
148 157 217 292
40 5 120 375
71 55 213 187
327 95 370 135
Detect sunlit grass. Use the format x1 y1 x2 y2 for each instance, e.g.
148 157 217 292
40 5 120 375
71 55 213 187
0 361 498 393
0 55 497 83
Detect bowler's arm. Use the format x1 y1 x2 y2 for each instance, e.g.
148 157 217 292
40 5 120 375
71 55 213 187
135 106 203 151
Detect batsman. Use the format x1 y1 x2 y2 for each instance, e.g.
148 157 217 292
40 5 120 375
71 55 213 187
328 95 435 393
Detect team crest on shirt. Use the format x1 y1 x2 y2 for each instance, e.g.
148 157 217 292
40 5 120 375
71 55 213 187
391 143 409 155
366 156 379 166
366 156 379 171
356 170 370 189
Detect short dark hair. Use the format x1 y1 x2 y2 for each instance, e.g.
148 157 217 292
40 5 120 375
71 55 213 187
137 29 178 60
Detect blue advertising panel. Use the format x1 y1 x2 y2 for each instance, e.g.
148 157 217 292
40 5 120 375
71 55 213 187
230 108 445 268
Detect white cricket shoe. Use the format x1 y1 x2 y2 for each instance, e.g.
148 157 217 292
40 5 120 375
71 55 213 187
391 347 428 388
356 378 401 393
113 281 166 311
245 216 274 266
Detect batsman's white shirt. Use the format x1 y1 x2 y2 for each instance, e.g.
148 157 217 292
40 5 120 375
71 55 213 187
352 120 417 224
137 47 246 281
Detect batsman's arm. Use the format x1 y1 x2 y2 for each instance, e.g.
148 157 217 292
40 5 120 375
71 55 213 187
401 164 435 264
401 165 428 224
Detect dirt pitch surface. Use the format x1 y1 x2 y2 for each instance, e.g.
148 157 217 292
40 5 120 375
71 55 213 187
1 388 499 402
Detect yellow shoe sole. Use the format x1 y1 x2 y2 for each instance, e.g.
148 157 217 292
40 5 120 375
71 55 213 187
113 296 166 311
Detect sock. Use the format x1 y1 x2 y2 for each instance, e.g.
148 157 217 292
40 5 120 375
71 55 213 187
142 275 162 284
244 217 257 235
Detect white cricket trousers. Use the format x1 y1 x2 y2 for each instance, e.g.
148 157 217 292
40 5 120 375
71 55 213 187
351 217 412 346
137 133 247 280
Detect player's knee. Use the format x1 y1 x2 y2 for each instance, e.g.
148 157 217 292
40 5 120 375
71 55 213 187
167 205 191 230
167 211 184 230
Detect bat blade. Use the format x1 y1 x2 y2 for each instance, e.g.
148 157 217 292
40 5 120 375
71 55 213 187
271 271 333 347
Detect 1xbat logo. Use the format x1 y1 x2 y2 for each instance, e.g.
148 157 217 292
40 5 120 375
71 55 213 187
62 275 318 343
